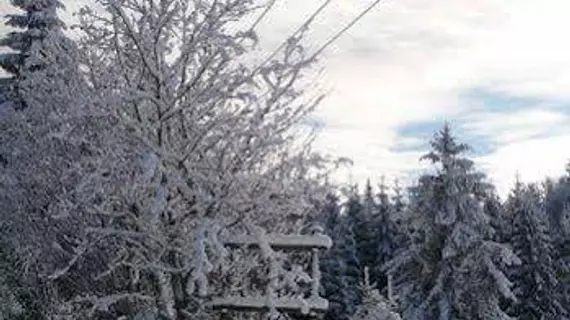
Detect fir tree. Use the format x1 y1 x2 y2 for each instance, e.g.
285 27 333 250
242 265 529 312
351 267 401 320
391 179 406 215
390 179 409 254
344 184 366 273
385 123 519 320
508 182 568 319
543 164 570 308
360 180 382 280
320 194 361 320
345 182 381 284
371 177 398 292
0 0 69 109
544 164 570 239
485 193 511 244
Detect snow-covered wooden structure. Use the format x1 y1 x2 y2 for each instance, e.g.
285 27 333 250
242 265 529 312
210 225 332 318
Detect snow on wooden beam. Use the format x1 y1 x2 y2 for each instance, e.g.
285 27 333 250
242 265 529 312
222 234 332 250
210 296 329 315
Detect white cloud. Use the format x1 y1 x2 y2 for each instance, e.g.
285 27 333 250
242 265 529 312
2 0 570 198
478 134 570 199
461 107 570 198
462 108 570 144
299 0 570 197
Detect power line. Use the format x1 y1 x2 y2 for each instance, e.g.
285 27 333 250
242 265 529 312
309 0 383 60
252 0 334 75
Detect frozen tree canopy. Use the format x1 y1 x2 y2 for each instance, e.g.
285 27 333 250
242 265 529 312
3 0 570 320
350 268 401 320
507 181 569 318
0 0 70 109
384 124 520 320
0 0 376 318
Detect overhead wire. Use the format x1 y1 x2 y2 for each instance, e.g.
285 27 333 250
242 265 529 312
309 0 382 60
249 0 334 76
250 0 383 76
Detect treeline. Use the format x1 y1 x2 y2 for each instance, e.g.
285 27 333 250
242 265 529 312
317 125 570 320
2 0 570 319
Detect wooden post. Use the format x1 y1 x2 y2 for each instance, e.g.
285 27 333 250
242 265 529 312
387 273 393 304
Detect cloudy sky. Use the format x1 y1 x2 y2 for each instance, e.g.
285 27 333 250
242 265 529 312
2 0 570 199
261 0 570 199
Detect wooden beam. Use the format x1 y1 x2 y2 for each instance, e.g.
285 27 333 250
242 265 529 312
210 296 329 315
222 234 332 250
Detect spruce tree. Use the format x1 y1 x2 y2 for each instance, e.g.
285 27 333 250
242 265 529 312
345 184 367 274
320 194 361 320
385 123 519 320
391 179 405 215
350 267 401 320
0 0 69 109
372 177 398 292
390 179 409 254
543 165 570 308
508 182 568 319
485 193 511 244
544 163 570 240
360 180 381 280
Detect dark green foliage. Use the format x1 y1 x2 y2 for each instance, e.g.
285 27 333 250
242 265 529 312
371 178 400 292
485 194 511 243
345 185 367 275
360 180 378 269
0 0 68 109
320 194 361 320
508 182 568 319
543 168 570 309
544 175 570 239
0 0 65 75
385 123 518 320
0 227 50 320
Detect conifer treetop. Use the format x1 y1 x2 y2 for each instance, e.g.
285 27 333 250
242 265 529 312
0 0 66 76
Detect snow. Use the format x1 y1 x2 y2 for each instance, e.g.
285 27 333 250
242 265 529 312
222 233 333 250
210 296 329 314
5 0 569 319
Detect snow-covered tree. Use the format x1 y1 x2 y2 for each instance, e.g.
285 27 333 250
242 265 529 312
0 0 366 318
372 177 399 292
0 1 102 317
507 182 568 319
484 193 511 244
0 0 71 109
344 185 369 277
389 179 409 256
0 219 54 320
350 267 401 320
391 179 406 215
543 166 570 308
0 234 25 320
320 194 361 320
385 123 519 320
358 180 383 282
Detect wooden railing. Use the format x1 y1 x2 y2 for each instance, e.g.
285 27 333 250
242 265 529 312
210 225 332 318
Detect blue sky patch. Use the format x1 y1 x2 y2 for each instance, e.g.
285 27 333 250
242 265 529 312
459 87 570 114
459 87 543 112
